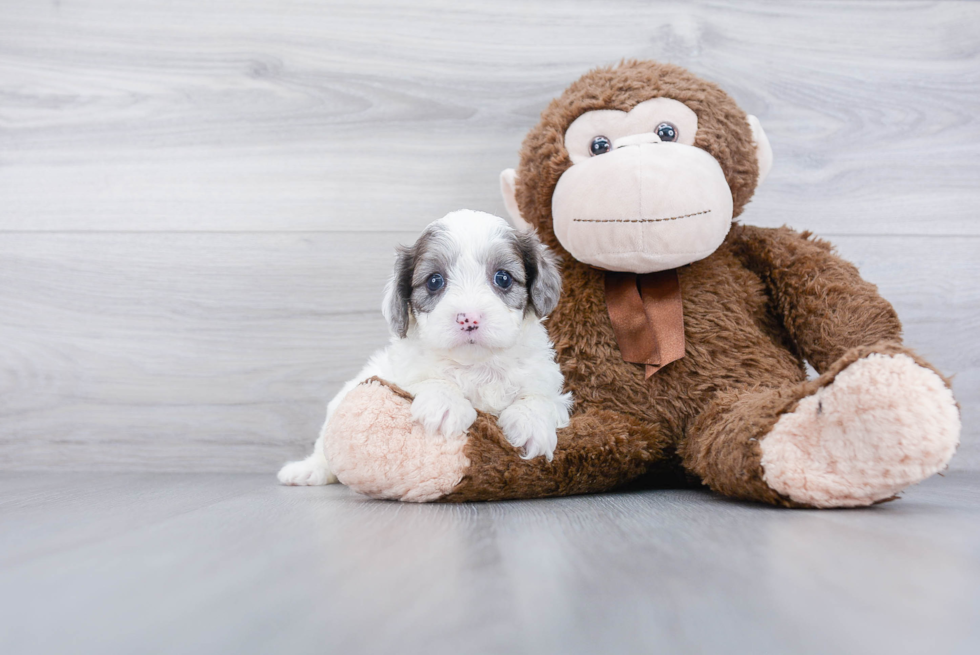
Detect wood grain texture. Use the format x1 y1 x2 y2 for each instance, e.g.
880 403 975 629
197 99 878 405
0 232 399 470
0 0 978 471
0 232 976 470
1 0 978 234
1 472 979 654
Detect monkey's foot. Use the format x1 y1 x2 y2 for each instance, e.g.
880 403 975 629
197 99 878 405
760 353 960 508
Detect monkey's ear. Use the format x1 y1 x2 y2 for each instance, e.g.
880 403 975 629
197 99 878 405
500 169 532 232
381 245 414 338
748 115 773 186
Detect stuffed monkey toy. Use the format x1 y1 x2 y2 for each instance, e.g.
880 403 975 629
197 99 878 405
323 60 960 508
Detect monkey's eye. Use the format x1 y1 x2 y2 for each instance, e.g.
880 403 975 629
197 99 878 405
655 122 678 142
426 273 444 292
589 136 612 156
493 270 513 289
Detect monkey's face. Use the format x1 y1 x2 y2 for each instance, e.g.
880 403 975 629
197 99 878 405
500 62 773 275
551 98 734 274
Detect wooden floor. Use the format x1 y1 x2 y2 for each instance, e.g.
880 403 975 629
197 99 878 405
1 471 978 655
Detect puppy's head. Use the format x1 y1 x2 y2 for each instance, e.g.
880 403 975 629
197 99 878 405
382 210 561 359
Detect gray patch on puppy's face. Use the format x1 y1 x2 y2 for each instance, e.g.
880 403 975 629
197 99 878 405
485 239 530 312
383 223 457 337
407 224 458 316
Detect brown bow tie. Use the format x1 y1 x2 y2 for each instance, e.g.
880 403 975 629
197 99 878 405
604 269 686 378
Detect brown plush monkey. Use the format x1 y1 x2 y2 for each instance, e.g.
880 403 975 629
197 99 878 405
323 60 960 508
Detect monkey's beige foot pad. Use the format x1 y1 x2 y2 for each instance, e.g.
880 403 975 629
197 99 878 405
760 354 960 508
323 379 470 502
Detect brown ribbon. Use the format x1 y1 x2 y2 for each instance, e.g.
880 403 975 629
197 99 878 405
605 269 686 378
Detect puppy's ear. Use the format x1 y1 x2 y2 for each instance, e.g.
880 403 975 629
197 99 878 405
514 230 562 317
382 245 415 338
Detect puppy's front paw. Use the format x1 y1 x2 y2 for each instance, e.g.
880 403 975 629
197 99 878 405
411 388 477 439
498 404 558 461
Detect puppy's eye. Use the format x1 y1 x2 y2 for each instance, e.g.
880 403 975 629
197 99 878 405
655 122 678 142
589 135 611 156
426 273 444 292
493 270 512 289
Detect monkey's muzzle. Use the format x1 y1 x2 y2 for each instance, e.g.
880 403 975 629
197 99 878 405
551 143 734 274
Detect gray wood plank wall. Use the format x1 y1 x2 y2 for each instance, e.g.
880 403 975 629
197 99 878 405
2 0 978 472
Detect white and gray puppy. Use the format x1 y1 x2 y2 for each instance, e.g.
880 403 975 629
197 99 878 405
278 209 573 486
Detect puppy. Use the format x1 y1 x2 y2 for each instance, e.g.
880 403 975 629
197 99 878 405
278 209 573 486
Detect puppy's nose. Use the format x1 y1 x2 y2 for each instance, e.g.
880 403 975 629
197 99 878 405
456 312 482 332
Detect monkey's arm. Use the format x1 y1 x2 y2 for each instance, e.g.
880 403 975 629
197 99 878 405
731 224 903 373
322 377 664 502
443 405 664 501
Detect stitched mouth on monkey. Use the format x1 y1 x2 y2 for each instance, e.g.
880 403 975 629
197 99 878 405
552 141 735 275
570 208 713 225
